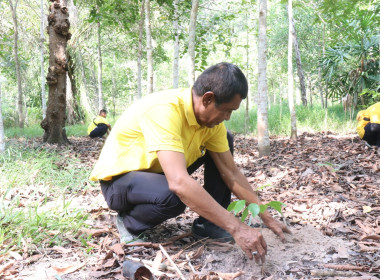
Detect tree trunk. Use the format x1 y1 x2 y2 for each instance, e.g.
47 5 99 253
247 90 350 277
41 0 71 144
290 17 307 106
66 72 75 124
8 0 24 128
66 53 80 124
97 20 104 110
145 0 153 94
188 0 199 85
0 83 5 153
244 11 250 135
257 0 270 157
287 0 297 140
111 53 117 118
137 0 144 98
40 0 47 119
172 0 180 88
77 50 92 117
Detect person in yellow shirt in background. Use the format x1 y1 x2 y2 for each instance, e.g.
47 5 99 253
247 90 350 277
87 109 111 138
356 102 380 147
90 63 290 263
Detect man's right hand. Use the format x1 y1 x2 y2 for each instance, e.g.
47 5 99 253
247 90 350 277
232 223 267 264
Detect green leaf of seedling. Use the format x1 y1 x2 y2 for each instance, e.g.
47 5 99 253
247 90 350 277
259 204 268 213
235 200 246 213
267 201 285 214
247 203 260 217
241 208 249 222
227 201 237 212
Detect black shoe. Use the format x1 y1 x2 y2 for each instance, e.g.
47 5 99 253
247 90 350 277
191 218 234 242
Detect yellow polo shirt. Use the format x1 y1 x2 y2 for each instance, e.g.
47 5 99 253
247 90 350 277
87 116 110 135
89 88 229 181
356 102 380 139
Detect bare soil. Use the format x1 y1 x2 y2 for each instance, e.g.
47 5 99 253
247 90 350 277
2 132 380 280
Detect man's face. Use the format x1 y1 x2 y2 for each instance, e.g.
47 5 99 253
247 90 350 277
199 92 242 128
101 112 107 118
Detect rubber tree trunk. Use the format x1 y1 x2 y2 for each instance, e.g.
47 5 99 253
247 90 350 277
97 20 104 110
40 0 46 119
137 0 144 99
41 0 70 144
145 0 153 94
172 0 180 88
257 0 270 157
188 0 199 85
77 50 92 118
8 0 25 128
0 83 4 153
290 17 307 106
287 0 297 140
244 10 250 135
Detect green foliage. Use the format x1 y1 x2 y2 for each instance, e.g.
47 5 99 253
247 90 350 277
225 103 357 135
0 189 88 254
228 199 285 223
0 143 91 253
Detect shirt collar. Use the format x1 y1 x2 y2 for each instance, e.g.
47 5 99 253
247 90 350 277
184 88 200 128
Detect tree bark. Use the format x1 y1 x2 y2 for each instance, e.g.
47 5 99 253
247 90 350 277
290 17 307 106
8 0 25 128
77 50 92 117
66 53 80 124
137 0 145 98
145 0 153 94
172 0 180 88
287 0 297 140
40 0 47 119
0 83 5 153
188 0 199 85
97 20 104 110
257 0 270 157
41 0 71 144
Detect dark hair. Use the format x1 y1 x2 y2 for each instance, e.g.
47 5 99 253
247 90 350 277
100 109 107 114
192 62 248 105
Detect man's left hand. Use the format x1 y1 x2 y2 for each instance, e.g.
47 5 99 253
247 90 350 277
260 212 291 242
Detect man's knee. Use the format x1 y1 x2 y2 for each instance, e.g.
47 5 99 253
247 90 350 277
159 191 186 217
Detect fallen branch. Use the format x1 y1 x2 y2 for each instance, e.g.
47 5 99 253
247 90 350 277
311 270 359 277
361 235 380 241
323 264 366 271
0 261 15 274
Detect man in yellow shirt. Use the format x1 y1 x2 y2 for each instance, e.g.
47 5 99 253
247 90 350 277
87 109 111 138
356 102 380 147
90 63 290 263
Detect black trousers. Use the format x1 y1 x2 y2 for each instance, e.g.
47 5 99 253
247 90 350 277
363 123 380 147
100 132 234 234
89 123 108 138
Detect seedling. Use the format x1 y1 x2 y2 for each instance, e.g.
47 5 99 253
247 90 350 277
227 200 285 224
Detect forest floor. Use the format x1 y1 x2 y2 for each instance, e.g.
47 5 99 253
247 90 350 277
3 132 380 280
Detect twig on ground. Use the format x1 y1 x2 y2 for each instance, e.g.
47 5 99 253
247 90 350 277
159 244 186 280
186 254 197 274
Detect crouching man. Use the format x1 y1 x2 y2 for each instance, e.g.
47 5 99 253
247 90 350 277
357 102 380 147
89 62 290 263
87 109 111 138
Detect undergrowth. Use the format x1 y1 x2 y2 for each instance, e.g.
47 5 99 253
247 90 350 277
0 143 90 254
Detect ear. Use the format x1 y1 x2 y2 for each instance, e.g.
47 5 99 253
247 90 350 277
202 91 215 107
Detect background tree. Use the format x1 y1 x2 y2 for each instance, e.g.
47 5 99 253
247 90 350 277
145 0 154 94
287 0 297 140
8 0 24 128
41 0 71 144
257 0 270 156
188 0 199 85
